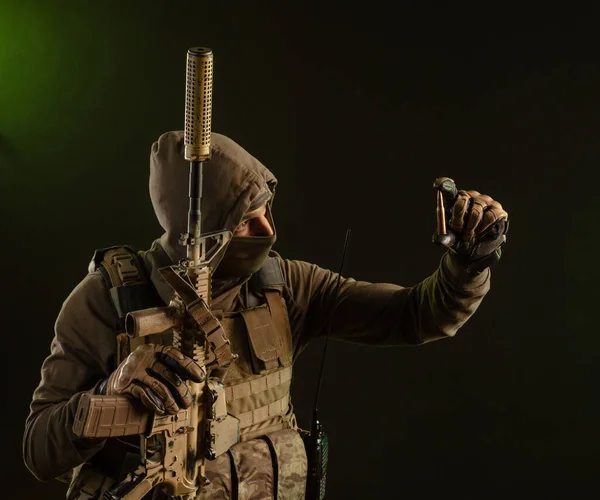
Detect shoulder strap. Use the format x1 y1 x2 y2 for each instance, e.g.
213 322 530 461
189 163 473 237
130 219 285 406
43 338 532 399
248 257 293 367
88 245 164 329
248 256 285 294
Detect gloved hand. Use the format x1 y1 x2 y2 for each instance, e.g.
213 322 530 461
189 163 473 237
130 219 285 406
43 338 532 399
432 177 509 274
98 344 205 415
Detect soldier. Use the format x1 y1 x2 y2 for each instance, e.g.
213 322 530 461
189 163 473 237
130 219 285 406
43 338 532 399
23 131 508 499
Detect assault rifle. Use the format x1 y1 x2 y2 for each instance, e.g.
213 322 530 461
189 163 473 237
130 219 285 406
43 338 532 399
72 47 239 500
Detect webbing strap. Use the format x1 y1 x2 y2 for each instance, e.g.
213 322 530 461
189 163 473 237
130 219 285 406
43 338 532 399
264 291 293 367
225 366 293 402
241 421 287 442
234 394 290 429
248 256 285 293
89 246 163 365
90 246 163 326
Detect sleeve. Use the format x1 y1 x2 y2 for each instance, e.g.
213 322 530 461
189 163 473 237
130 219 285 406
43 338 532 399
23 272 119 482
280 251 491 351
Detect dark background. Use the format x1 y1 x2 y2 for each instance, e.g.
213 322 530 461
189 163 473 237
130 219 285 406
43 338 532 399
2 1 598 498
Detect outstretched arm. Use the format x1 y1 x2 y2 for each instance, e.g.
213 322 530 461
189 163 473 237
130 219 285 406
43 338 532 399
281 251 490 352
282 179 507 352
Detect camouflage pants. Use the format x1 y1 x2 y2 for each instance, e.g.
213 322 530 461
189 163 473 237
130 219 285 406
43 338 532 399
67 429 307 500
199 429 307 500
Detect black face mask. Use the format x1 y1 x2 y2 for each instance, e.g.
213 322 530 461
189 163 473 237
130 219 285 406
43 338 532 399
212 233 277 279
213 196 277 280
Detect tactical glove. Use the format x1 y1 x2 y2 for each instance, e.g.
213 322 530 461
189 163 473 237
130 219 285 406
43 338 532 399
433 177 509 274
98 344 205 415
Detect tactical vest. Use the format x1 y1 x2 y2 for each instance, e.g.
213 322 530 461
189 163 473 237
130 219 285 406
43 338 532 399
67 246 307 500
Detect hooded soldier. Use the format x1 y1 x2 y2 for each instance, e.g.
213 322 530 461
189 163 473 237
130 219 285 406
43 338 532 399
23 131 508 499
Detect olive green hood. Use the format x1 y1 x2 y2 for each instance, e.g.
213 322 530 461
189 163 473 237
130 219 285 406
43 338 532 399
149 130 276 263
144 130 277 303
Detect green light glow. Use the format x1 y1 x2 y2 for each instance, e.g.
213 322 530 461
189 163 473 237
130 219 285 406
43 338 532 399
0 1 67 134
0 0 123 191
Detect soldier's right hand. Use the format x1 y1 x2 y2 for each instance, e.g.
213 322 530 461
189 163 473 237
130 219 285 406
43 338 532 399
100 344 205 415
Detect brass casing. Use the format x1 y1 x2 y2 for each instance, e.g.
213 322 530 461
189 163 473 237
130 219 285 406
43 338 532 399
184 47 213 161
437 190 447 235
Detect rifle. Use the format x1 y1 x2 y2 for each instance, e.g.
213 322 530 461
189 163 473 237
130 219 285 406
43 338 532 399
72 47 240 500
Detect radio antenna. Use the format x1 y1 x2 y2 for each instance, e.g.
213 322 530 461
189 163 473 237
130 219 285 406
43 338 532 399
314 228 351 412
305 229 351 500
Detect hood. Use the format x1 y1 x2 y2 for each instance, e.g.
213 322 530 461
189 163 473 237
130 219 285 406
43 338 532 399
149 130 277 265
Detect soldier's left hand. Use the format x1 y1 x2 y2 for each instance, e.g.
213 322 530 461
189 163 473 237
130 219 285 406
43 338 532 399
449 188 508 242
433 177 510 273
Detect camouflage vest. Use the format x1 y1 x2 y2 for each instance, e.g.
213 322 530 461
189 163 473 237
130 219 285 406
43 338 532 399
67 246 307 500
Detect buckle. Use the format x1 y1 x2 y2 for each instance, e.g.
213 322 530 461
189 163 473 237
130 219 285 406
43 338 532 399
112 254 140 285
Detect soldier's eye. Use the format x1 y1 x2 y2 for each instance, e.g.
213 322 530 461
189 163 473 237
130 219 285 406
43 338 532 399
235 220 249 233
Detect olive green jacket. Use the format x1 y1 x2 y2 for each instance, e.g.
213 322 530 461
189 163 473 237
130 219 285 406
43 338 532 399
23 131 491 483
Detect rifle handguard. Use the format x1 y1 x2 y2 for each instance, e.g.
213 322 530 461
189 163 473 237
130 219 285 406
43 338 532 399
125 307 177 338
